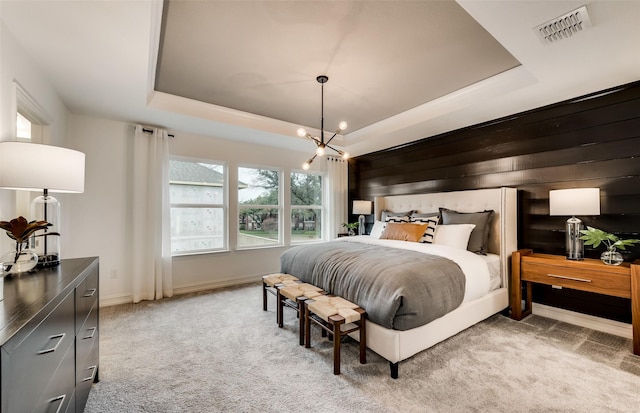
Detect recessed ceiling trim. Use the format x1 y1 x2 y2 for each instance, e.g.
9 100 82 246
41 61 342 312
147 91 346 148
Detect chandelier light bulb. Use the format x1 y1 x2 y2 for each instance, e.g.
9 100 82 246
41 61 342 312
297 75 349 167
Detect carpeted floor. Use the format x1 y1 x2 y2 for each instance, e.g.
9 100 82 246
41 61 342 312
84 282 640 413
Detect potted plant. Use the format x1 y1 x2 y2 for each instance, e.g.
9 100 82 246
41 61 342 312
579 226 640 265
0 216 53 274
342 222 359 236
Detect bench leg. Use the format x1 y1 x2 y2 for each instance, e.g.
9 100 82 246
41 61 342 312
276 289 284 328
262 281 268 311
297 297 306 346
304 302 311 349
359 313 367 364
331 318 344 375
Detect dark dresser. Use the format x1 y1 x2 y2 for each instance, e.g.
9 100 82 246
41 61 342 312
0 257 99 413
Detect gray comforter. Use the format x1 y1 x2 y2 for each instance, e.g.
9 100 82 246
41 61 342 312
280 240 465 330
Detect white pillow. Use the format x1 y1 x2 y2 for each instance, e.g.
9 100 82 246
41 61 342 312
433 224 476 250
369 220 385 239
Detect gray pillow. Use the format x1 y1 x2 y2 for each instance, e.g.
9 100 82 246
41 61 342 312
410 212 440 221
439 208 494 254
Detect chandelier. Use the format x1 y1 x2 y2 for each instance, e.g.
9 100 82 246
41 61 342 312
297 75 349 170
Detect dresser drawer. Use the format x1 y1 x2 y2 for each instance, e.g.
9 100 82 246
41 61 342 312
75 342 99 413
75 267 98 333
2 291 75 413
76 301 98 377
521 261 631 299
32 342 75 413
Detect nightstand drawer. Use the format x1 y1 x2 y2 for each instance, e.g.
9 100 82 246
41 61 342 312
521 261 631 298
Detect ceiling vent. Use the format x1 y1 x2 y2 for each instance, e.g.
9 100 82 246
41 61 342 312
534 5 592 44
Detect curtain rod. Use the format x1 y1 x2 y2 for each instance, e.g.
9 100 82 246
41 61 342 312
142 127 175 138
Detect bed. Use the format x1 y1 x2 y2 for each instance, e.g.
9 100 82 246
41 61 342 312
281 187 517 378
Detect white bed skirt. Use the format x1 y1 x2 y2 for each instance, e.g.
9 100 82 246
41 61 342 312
354 287 509 363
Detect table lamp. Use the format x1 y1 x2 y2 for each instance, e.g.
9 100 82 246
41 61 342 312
352 200 372 236
549 188 600 260
0 142 85 267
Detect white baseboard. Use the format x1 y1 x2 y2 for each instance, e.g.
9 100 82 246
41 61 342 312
99 275 262 308
532 303 632 339
172 274 261 295
99 294 132 307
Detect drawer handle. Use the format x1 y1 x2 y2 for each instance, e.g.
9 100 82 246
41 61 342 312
84 326 97 340
547 273 592 283
48 394 66 413
84 288 97 297
37 333 66 355
82 365 98 382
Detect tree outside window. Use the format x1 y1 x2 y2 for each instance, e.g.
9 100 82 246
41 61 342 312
238 167 281 248
291 172 323 243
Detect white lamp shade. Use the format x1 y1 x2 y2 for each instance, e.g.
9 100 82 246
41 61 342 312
353 200 372 215
0 142 85 193
549 188 600 216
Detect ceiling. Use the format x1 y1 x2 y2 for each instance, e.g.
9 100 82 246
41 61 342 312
1 1 639 157
155 1 520 134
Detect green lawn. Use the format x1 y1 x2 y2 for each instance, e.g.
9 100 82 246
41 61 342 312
240 229 321 240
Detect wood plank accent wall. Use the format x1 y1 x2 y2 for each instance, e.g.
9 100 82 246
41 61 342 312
349 80 640 323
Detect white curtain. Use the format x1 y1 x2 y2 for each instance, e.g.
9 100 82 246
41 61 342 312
324 156 348 239
130 125 173 303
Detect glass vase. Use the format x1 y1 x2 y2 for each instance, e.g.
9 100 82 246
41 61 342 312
600 247 623 266
1 250 39 275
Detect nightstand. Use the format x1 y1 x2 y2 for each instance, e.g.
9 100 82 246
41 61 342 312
510 249 640 356
337 233 350 238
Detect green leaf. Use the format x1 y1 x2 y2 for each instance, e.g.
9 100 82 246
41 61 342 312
579 226 639 252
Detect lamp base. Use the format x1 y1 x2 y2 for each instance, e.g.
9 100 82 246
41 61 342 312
36 253 60 268
358 214 366 236
566 216 584 260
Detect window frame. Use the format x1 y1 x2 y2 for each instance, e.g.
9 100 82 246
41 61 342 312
169 156 228 256
290 170 325 244
237 164 283 250
14 81 47 144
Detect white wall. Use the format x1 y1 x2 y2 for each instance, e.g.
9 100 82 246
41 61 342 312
0 15 70 255
65 113 322 306
65 115 129 300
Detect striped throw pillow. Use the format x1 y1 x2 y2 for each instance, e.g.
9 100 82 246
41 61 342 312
410 213 439 243
382 210 413 223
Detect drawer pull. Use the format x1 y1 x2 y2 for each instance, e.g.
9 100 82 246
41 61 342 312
37 333 66 355
547 273 592 283
84 326 97 339
84 288 97 297
48 394 66 413
82 365 98 382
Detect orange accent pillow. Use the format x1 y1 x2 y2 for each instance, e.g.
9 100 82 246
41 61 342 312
380 222 429 242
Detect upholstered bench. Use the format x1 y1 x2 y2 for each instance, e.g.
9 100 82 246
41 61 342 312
262 273 299 311
278 283 325 345
304 295 367 375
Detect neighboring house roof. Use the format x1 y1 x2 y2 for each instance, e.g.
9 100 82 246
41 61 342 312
170 160 249 188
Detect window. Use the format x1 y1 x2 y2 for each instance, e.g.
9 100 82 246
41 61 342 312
15 82 47 144
238 166 281 248
291 172 323 243
170 159 226 255
16 112 32 140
